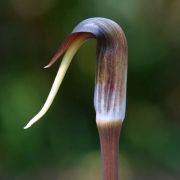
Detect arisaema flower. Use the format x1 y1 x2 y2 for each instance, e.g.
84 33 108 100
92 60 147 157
24 17 128 180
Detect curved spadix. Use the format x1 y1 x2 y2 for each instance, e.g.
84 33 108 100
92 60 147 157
24 17 127 129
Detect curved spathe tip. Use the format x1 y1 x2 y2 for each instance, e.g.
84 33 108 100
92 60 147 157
24 34 90 129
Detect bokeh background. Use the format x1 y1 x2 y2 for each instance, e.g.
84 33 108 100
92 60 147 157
0 0 180 179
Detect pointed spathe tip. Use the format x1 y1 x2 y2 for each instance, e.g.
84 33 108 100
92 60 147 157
23 120 35 129
44 64 50 69
23 126 29 129
23 123 31 129
24 33 89 130
23 112 43 130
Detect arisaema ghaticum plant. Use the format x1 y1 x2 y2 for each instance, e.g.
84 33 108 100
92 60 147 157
24 17 128 180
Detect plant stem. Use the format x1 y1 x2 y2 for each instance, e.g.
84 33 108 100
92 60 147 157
97 122 121 180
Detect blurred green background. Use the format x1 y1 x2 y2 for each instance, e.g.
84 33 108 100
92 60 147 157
0 0 180 179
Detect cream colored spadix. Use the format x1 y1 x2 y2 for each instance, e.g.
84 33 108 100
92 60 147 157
24 35 89 129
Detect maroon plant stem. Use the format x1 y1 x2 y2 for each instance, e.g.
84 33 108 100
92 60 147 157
97 122 121 180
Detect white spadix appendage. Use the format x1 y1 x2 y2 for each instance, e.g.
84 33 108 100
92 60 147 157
24 35 89 129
